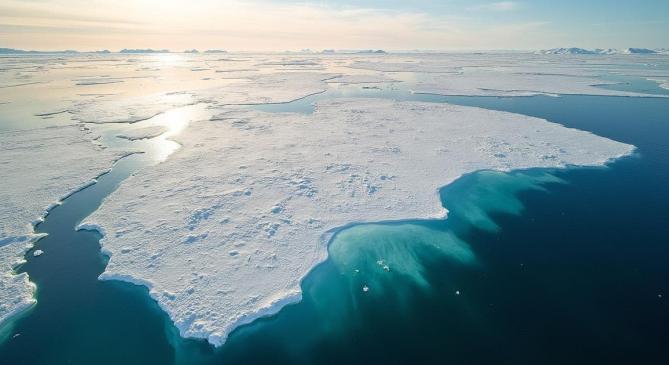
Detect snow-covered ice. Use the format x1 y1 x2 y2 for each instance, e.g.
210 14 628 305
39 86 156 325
411 71 666 97
83 98 634 346
0 242 36 326
0 125 126 324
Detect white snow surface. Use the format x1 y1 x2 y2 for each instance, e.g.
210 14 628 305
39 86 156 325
84 98 634 346
0 125 126 325
0 242 35 325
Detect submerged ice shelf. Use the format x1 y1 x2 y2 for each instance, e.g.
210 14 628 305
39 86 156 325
83 98 634 346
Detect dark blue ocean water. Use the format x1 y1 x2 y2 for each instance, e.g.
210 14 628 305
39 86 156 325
0 91 667 364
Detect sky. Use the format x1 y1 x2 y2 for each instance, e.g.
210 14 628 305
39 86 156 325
0 0 667 51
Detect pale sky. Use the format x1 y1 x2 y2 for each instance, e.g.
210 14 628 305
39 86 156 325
1 0 667 51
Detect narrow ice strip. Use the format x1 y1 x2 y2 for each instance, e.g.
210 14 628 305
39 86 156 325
84 98 634 346
326 74 398 84
0 125 128 326
117 126 167 140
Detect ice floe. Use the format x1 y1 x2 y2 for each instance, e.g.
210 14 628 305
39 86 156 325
84 98 634 346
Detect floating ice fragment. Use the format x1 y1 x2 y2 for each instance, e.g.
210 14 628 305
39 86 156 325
362 285 369 293
455 290 461 296
33 250 44 257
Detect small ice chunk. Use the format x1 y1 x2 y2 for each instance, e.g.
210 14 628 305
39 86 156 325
362 285 369 293
33 250 44 257
455 290 460 296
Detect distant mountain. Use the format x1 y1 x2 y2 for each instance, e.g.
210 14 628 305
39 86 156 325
119 49 170 54
184 49 199 53
358 49 387 54
538 48 597 55
539 47 663 55
593 48 618 55
0 48 36 54
204 49 227 53
0 48 79 54
621 48 657 54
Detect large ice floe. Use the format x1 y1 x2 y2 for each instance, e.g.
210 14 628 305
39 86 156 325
83 98 634 346
2 51 666 344
0 125 126 324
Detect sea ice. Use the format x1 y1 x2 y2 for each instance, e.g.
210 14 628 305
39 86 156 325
0 243 35 325
412 71 666 97
83 98 634 346
2 51 661 345
0 125 127 326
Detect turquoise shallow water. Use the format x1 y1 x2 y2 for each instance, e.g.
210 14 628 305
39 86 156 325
1 89 668 364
